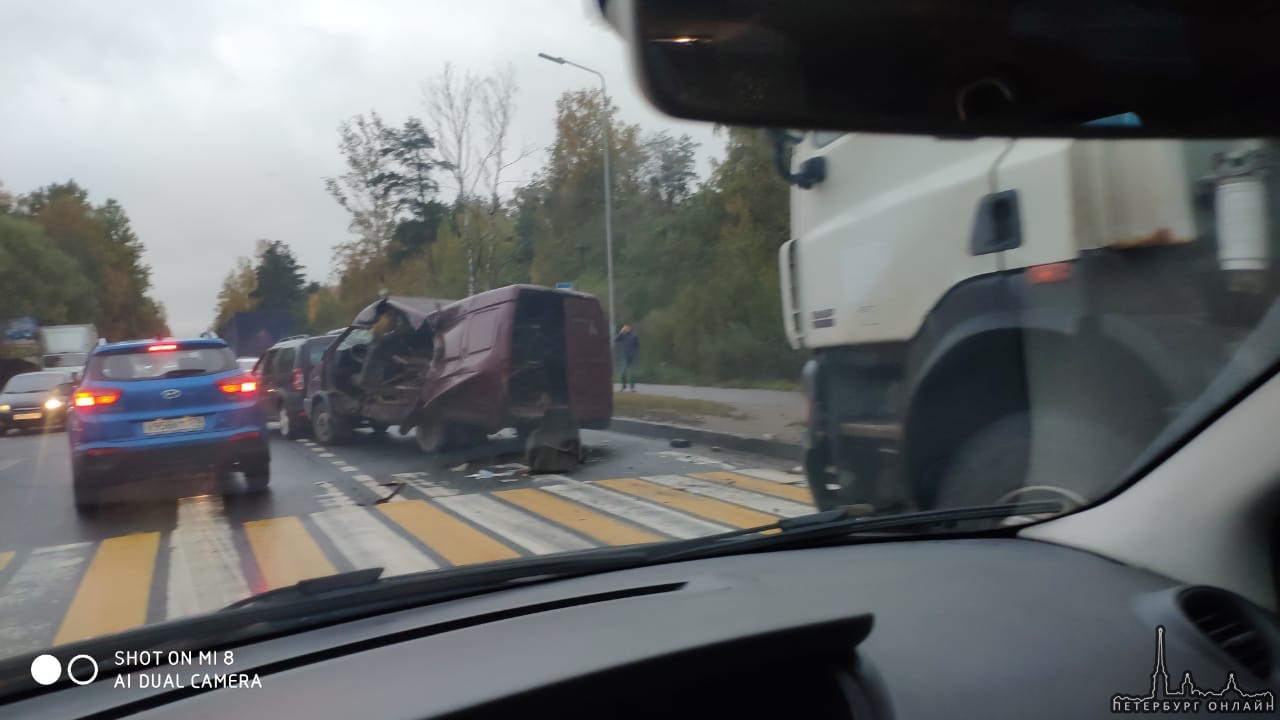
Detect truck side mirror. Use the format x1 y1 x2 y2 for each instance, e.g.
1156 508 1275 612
767 129 827 189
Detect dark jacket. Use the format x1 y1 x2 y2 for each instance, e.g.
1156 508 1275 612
615 330 639 360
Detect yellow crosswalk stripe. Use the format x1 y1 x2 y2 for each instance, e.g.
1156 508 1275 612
495 489 662 546
690 471 813 504
243 517 336 590
53 532 160 646
380 500 521 566
0 551 12 573
596 478 778 529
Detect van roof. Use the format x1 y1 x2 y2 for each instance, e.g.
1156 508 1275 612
353 285 595 329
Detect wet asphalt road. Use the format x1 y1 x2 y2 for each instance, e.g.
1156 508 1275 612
0 424 810 658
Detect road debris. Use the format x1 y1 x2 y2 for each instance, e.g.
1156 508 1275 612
450 463 468 472
669 438 692 449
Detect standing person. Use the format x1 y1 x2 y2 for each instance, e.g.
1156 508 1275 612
614 324 639 392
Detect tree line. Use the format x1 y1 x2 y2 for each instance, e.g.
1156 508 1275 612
0 180 168 340
214 63 802 387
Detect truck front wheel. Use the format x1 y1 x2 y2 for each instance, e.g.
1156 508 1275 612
932 409 1147 513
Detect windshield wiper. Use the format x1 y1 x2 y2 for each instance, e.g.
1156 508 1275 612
649 500 1066 562
162 368 208 378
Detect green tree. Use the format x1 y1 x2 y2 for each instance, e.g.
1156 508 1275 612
0 215 95 323
15 181 164 340
251 240 308 327
213 256 258 330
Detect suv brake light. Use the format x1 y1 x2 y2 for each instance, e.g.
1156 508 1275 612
291 368 304 391
147 343 179 352
74 389 121 407
218 376 258 394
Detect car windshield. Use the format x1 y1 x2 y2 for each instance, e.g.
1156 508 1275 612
0 0 1278 688
2 373 67 393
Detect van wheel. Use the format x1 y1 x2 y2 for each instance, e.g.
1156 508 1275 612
312 400 353 445
415 420 446 454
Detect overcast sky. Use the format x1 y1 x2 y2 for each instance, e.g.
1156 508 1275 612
1 0 722 336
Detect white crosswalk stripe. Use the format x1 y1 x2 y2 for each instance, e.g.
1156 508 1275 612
541 478 729 538
641 474 812 517
310 507 439 576
736 467 809 486
435 494 595 555
0 542 93 655
166 494 252 619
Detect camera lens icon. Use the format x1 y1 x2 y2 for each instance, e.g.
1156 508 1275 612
30 654 99 686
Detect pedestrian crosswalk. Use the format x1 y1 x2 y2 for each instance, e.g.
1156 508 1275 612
0 468 812 658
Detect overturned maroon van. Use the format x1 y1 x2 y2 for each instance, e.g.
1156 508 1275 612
307 285 613 452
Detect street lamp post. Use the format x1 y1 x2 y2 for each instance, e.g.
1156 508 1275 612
538 52 617 337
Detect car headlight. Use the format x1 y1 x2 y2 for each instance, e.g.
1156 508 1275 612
0 404 8 412
44 398 63 410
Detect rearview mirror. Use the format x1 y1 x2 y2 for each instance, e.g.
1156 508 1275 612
602 0 1280 138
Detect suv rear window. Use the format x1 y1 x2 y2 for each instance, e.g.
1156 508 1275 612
87 346 237 381
306 339 333 365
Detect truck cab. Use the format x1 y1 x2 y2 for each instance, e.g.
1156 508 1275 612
782 132 1279 512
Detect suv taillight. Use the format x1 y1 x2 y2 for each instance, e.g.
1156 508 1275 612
74 388 121 408
292 368 304 391
218 376 258 394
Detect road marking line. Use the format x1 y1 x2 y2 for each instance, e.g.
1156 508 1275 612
391 472 456 498
243 517 336 590
541 479 727 538
654 451 736 469
495 489 662 546
339 465 358 472
641 475 813 517
689 471 813 504
352 474 405 503
435 494 595 555
315 480 357 509
0 459 22 473
167 494 252 619
0 543 93 655
331 459 345 465
0 551 13 572
309 446 325 452
597 478 777 529
54 533 160 645
379 500 520 566
736 467 809 486
318 452 335 458
310 507 439 577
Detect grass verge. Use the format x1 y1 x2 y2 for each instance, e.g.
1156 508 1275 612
612 392 748 425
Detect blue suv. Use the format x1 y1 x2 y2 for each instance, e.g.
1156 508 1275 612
69 338 270 511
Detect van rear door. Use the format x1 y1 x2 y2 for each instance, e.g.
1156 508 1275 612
563 296 612 427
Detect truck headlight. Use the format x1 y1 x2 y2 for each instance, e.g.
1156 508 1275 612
44 398 63 410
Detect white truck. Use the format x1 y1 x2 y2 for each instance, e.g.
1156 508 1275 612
38 324 99 381
779 133 1277 512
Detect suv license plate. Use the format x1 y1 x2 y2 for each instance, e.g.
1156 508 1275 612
13 412 41 421
142 416 205 435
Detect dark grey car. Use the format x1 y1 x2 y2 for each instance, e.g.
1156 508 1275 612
0 371 74 434
254 335 335 439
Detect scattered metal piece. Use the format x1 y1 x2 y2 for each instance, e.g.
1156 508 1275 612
375 482 406 504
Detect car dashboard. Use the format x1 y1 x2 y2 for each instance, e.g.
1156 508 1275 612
8 538 1279 719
